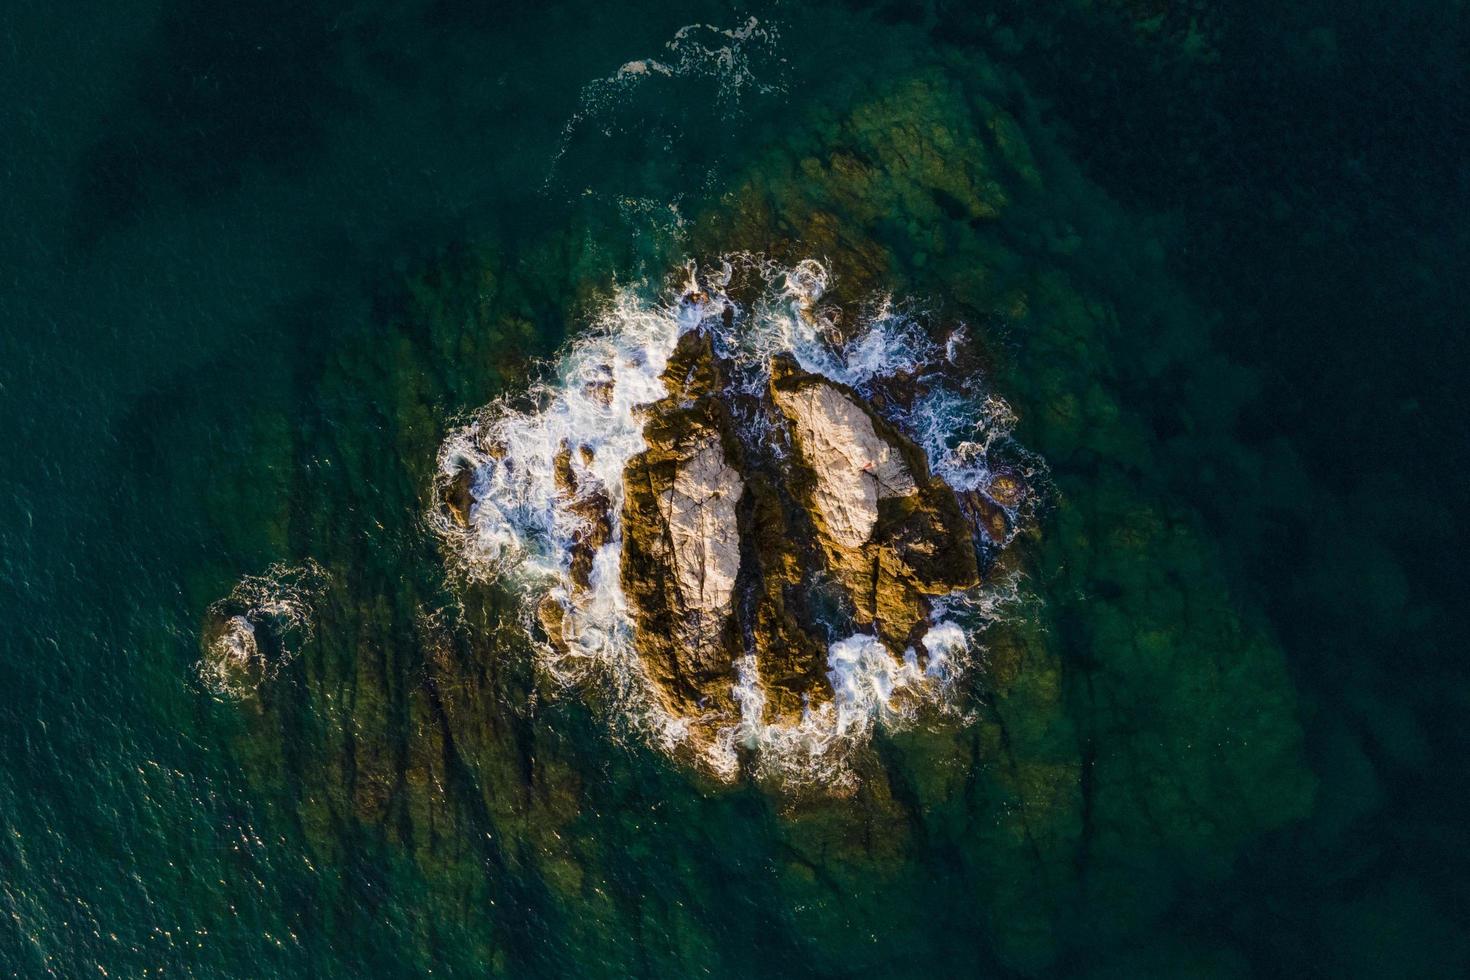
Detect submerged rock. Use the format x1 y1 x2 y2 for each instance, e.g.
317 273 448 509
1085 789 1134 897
198 560 326 698
199 613 265 692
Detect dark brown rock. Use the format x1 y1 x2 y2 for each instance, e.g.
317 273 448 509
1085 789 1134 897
615 334 982 744
443 465 475 528
621 331 745 724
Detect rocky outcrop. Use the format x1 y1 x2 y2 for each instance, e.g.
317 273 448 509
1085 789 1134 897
442 465 475 528
198 560 325 698
553 442 613 591
620 331 746 721
199 613 264 694
653 435 743 643
770 356 979 655
770 376 916 547
615 326 986 743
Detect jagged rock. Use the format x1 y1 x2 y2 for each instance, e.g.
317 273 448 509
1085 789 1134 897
739 477 833 723
443 465 475 527
653 435 743 644
621 331 745 721
553 441 613 591
769 375 917 547
985 470 1026 508
769 357 979 654
583 363 616 406
959 488 1011 545
618 330 982 738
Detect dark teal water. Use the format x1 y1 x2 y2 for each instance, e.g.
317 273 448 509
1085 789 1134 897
2 2 1466 976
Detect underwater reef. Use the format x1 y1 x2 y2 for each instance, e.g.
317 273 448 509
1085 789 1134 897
5 0 1464 976
424 259 1029 785
188 51 1315 976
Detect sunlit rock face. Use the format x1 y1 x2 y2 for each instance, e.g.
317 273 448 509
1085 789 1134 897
770 373 917 546
618 327 982 735
434 260 1033 785
620 331 746 720
768 357 980 656
653 438 743 631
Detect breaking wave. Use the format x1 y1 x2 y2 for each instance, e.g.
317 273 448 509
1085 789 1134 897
432 257 1036 789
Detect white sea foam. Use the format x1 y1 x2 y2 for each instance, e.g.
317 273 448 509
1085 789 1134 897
548 18 784 188
920 620 969 680
198 560 326 699
433 259 1030 788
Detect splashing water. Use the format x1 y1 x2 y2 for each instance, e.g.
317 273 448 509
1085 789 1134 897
197 560 327 699
433 259 1033 788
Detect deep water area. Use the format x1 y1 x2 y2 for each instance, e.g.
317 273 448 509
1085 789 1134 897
1 1 1466 977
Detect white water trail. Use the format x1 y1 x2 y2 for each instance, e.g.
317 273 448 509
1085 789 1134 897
547 18 784 189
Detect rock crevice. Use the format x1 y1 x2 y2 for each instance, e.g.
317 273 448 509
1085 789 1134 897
609 316 997 749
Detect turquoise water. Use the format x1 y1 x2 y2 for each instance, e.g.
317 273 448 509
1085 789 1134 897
2 1 1466 976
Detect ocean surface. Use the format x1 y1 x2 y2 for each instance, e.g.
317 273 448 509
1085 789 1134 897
1 1 1466 976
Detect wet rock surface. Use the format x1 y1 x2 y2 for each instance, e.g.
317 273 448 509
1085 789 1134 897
616 314 988 744
198 560 326 698
552 442 613 591
769 356 979 654
771 373 916 545
620 332 746 720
